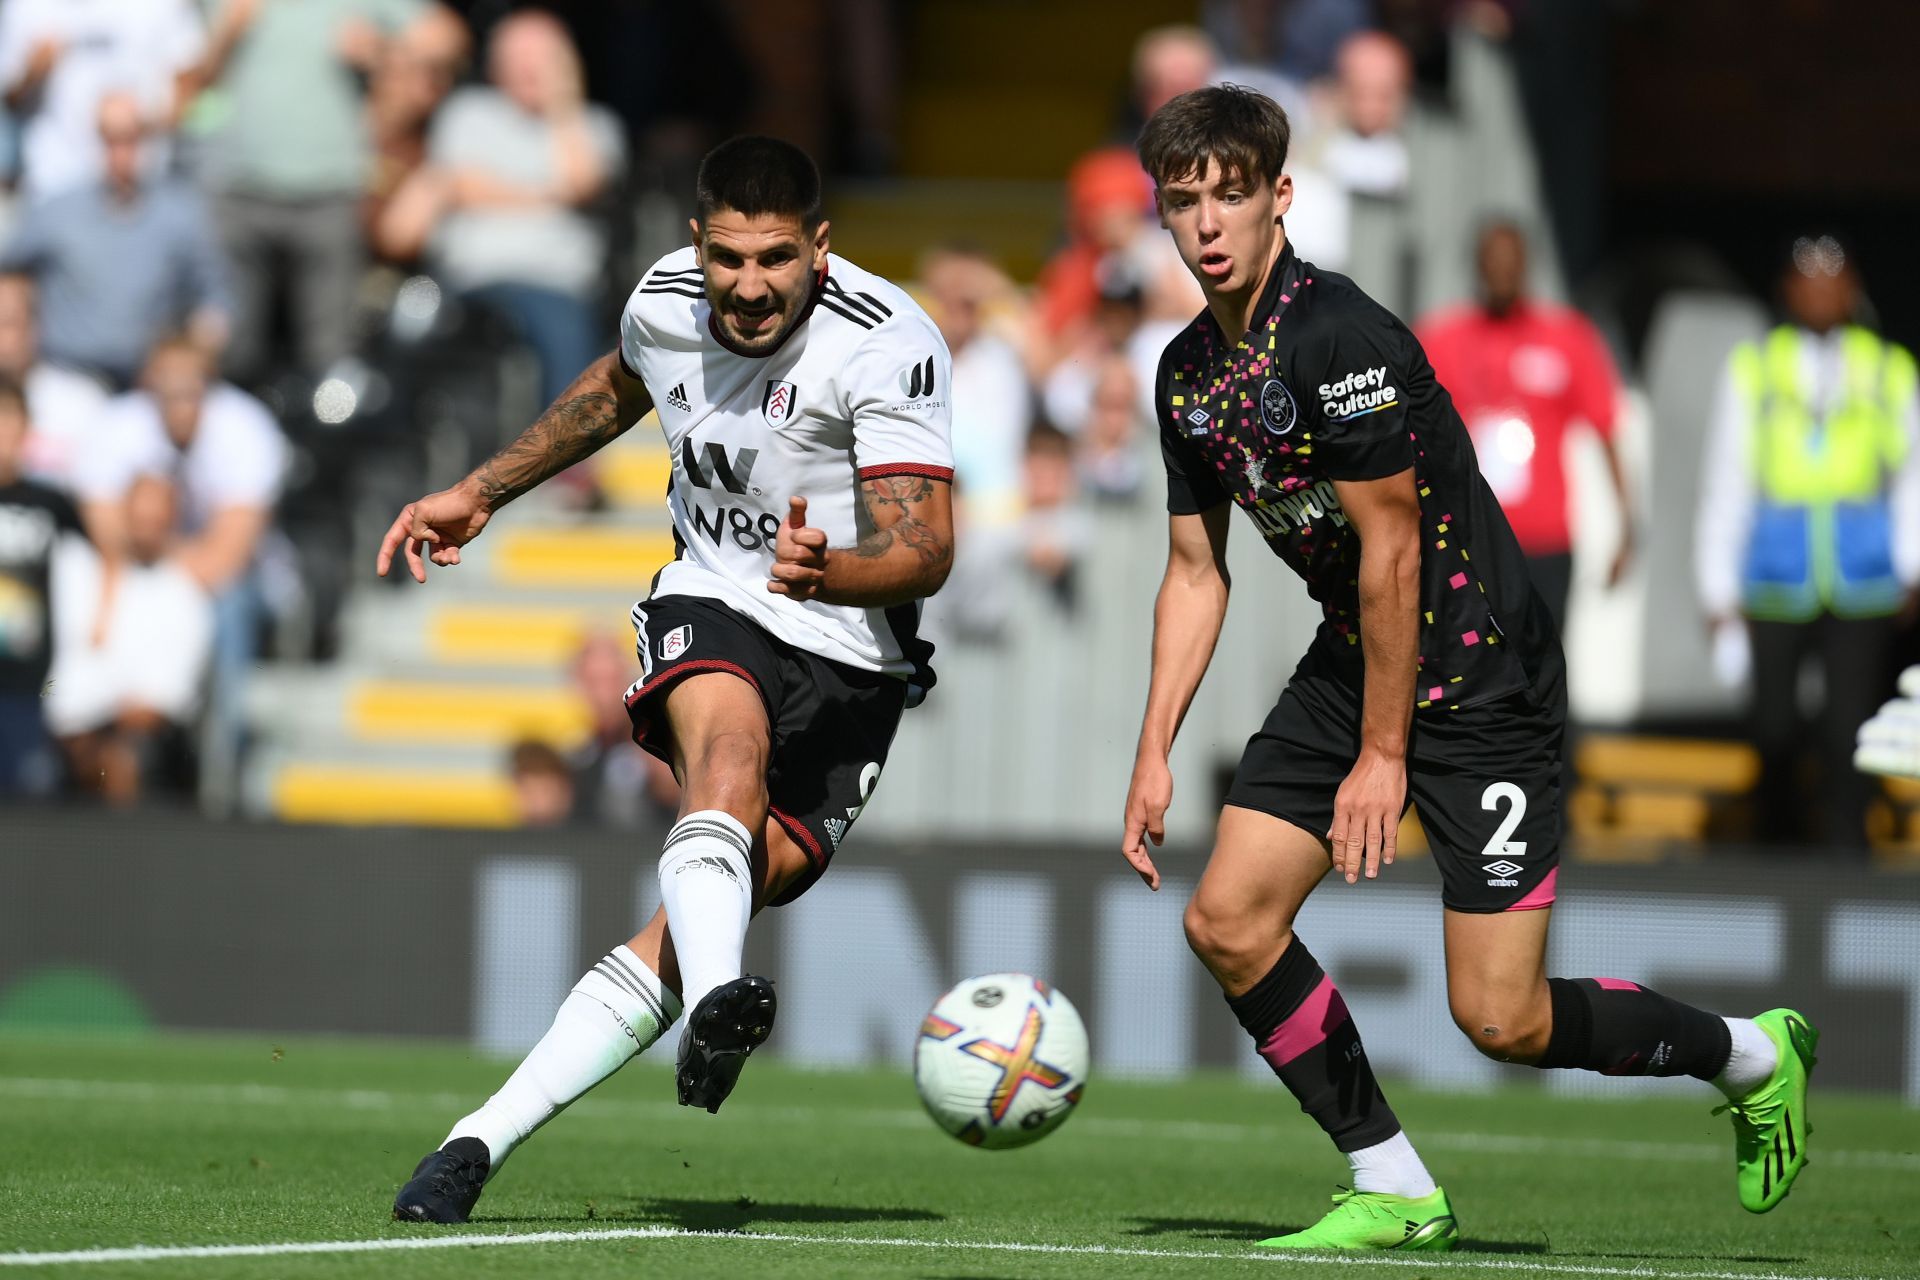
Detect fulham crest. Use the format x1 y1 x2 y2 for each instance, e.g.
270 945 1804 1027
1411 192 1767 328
763 380 798 426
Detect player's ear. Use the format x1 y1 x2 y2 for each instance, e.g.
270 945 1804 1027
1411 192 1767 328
1153 191 1169 230
1273 172 1294 220
810 218 831 271
688 217 702 262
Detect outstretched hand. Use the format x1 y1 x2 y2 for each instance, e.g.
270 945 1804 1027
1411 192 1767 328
376 483 493 583
768 496 829 600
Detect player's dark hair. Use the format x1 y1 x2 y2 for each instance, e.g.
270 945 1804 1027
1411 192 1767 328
695 136 823 228
1136 84 1290 191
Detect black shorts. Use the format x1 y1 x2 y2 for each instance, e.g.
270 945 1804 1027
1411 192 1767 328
624 594 908 906
1225 644 1566 913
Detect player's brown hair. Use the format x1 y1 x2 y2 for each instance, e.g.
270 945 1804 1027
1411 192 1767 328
1136 84 1290 191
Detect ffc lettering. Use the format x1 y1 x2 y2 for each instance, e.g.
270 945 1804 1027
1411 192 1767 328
681 440 760 495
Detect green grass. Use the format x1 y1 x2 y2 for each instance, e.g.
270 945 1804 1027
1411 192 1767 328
0 1032 1916 1278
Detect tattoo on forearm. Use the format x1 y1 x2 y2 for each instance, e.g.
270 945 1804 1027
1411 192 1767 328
471 390 622 508
855 476 952 572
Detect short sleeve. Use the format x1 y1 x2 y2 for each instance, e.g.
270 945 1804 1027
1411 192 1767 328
617 281 653 382
199 391 288 508
160 0 208 72
73 399 165 504
0 1 32 90
1567 317 1621 440
1154 346 1228 515
1300 311 1419 482
842 315 954 482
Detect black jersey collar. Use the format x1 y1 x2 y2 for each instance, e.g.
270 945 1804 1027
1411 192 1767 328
1246 238 1301 334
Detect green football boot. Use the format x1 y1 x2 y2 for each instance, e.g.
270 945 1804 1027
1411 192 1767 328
1255 1187 1458 1251
1713 1008 1819 1213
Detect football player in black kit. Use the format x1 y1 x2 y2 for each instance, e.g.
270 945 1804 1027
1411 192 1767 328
1118 85 1816 1251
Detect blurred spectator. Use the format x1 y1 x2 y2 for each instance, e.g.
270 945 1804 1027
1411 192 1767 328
1293 26 1552 318
191 0 441 383
45 472 212 806
0 0 204 198
1318 31 1412 201
376 9 625 404
75 339 287 693
1695 235 1920 852
569 630 676 826
0 273 109 491
1121 25 1219 140
0 93 231 388
364 8 469 263
1417 219 1633 632
0 377 89 794
1022 423 1089 613
508 737 574 827
1203 0 1372 86
1076 355 1146 502
918 243 1032 642
1033 149 1156 353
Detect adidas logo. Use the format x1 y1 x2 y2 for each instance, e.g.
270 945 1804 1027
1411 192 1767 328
666 382 691 412
824 817 847 849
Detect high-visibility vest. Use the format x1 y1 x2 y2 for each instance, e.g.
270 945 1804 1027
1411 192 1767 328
1734 325 1918 621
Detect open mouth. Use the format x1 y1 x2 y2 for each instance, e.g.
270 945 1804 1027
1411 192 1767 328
1198 252 1232 280
730 308 778 334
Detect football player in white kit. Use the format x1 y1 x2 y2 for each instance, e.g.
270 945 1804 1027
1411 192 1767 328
378 137 955 1223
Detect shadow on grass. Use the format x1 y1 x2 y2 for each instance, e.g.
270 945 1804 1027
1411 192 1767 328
484 1197 946 1232
1126 1217 1552 1255
1124 1215 1297 1240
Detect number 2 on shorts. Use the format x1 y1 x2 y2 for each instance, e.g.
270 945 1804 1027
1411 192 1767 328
1479 781 1527 859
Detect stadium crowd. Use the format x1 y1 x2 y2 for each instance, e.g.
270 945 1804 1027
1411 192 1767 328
0 1 1912 854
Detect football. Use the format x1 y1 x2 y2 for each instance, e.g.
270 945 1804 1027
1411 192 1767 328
914 973 1090 1149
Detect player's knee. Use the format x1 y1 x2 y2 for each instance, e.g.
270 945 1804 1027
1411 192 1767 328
1182 891 1260 976
1450 998 1551 1064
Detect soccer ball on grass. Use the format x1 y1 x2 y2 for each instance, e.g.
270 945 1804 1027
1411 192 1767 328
913 973 1089 1149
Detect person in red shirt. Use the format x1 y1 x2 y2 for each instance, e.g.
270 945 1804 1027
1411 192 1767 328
1417 221 1634 631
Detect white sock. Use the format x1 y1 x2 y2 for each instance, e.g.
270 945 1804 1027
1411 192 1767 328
445 945 681 1172
1347 1130 1439 1198
1714 1017 1779 1099
657 809 754 1018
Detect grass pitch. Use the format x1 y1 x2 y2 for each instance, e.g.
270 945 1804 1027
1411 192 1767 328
1 1033 1916 1278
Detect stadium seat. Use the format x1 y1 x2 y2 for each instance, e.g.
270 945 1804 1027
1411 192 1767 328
1572 734 1759 849
348 680 591 748
270 763 518 827
491 526 679 589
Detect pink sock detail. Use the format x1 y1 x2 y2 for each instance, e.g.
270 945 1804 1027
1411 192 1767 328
1505 867 1558 911
1592 976 1642 992
1257 975 1350 1068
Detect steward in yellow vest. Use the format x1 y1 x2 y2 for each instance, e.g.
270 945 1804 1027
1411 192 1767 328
1734 324 1918 621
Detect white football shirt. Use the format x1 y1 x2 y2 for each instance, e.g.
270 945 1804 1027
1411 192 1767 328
619 247 955 678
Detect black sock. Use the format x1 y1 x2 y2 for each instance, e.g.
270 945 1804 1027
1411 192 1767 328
1536 977 1732 1079
1226 936 1401 1152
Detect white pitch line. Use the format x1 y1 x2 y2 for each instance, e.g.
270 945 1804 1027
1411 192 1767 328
4 1075 1916 1173
0 1225 1868 1280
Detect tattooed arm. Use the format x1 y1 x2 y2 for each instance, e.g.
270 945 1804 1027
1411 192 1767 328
377 351 653 581
769 473 954 607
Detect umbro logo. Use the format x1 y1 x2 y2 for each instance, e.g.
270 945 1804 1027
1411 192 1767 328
1186 407 1211 436
666 382 691 412
1482 859 1524 878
